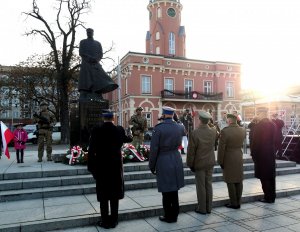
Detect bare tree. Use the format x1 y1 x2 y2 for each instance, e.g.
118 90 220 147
23 0 90 144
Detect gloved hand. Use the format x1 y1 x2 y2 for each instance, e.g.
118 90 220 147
220 164 224 169
190 167 195 172
150 168 156 175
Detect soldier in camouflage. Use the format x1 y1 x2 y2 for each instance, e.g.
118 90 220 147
129 107 148 149
34 102 55 162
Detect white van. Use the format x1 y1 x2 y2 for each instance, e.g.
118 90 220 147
27 122 61 144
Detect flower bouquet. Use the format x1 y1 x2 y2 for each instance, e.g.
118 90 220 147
66 145 88 165
122 143 150 163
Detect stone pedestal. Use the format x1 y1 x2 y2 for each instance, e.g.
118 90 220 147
78 98 108 150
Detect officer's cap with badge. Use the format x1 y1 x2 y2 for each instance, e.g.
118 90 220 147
162 106 175 115
102 109 114 119
198 110 212 120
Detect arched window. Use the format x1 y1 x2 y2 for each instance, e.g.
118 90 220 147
156 31 160 40
169 32 175 55
157 7 162 18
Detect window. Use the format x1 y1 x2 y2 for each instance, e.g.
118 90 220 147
204 81 213 94
226 81 235 98
144 112 152 127
141 75 151 94
157 7 162 18
156 46 160 54
184 79 193 98
164 78 174 95
125 78 128 95
156 31 160 40
169 32 175 55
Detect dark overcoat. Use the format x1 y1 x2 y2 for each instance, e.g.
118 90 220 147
251 118 277 180
217 124 246 183
149 118 185 192
88 122 132 201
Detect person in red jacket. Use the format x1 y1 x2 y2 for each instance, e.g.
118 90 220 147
13 123 28 163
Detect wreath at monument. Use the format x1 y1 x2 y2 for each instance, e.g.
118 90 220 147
122 144 150 162
66 145 88 165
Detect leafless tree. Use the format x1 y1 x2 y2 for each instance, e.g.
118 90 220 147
23 0 91 144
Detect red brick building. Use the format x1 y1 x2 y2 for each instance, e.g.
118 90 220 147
108 0 242 129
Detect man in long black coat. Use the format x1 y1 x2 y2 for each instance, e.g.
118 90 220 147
251 107 277 203
88 110 132 229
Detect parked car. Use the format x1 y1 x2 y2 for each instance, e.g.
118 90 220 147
27 122 61 144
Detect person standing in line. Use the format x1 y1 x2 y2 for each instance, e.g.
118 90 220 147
149 106 185 223
13 123 28 163
218 112 228 130
233 110 243 126
271 113 285 156
88 110 132 229
187 111 216 214
129 107 148 149
217 114 246 209
251 107 277 203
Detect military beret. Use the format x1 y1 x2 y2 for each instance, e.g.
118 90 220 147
256 107 268 113
40 102 48 106
227 114 237 119
198 110 211 119
136 107 143 112
162 106 175 115
102 109 114 118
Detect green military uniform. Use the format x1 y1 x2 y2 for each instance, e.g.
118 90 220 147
34 102 55 162
217 114 246 209
129 107 147 149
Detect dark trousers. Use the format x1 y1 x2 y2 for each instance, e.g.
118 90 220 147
260 178 276 202
100 198 119 224
16 149 24 163
227 182 243 207
162 191 179 220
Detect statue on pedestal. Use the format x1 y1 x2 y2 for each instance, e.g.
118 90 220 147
78 28 118 101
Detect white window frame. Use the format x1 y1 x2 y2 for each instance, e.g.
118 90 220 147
156 31 160 40
204 81 213 94
157 7 162 18
169 32 175 55
156 46 160 54
141 75 151 94
144 112 152 127
184 79 193 93
226 81 235 98
164 78 174 95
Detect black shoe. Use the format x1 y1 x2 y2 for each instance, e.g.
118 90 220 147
159 216 177 223
259 198 274 203
97 220 110 229
225 204 240 209
195 209 206 215
110 221 118 228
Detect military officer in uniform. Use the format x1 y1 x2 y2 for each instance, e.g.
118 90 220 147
217 113 246 209
34 102 55 162
187 111 216 214
129 107 147 148
149 106 186 223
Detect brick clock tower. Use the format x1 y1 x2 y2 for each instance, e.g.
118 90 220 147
146 0 186 57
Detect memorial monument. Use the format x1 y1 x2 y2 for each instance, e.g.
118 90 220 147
70 28 118 148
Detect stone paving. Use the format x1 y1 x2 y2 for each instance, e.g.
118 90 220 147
0 145 300 231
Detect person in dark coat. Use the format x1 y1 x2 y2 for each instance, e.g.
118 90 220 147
251 107 277 203
271 113 285 156
217 114 246 209
149 106 185 223
88 110 132 229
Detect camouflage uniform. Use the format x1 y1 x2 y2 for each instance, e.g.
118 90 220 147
129 107 147 149
34 103 55 162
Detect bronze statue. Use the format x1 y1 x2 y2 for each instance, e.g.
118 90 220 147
78 28 118 100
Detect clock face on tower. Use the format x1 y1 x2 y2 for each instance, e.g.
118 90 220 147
167 8 176 17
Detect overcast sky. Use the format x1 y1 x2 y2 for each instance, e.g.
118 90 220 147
1 0 300 91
